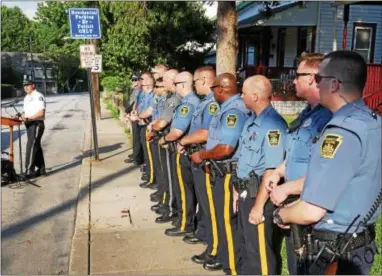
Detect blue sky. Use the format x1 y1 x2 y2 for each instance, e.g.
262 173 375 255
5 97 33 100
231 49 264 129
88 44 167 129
2 1 217 20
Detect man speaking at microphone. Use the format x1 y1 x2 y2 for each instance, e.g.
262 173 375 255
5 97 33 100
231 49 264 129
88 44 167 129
18 80 46 178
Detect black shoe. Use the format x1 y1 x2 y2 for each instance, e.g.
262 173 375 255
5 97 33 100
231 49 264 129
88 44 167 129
183 234 205 245
203 259 223 271
150 194 161 203
155 213 178 224
155 205 169 215
139 182 151 188
191 249 214 264
151 203 163 212
164 227 193 237
148 183 158 190
124 158 135 163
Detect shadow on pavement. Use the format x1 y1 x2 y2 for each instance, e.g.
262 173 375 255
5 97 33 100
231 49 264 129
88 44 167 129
1 164 139 240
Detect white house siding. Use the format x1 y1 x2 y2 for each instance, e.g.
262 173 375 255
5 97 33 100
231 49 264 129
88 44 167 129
272 100 307 116
317 2 382 63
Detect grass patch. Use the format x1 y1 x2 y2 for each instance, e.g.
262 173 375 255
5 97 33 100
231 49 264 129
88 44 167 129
104 100 120 119
371 216 382 275
124 127 131 135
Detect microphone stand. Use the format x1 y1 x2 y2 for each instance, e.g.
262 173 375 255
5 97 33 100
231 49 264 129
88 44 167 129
9 103 41 188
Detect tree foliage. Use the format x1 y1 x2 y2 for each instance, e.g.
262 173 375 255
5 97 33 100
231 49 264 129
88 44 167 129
1 6 32 52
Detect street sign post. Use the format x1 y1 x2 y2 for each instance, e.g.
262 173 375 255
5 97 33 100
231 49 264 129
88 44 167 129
80 44 96 68
69 8 101 39
91 55 102 73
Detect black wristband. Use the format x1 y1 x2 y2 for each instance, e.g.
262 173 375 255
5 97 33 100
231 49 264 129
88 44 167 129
273 208 287 225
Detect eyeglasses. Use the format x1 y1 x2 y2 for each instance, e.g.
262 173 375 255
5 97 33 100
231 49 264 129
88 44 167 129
314 74 342 84
174 81 186 86
154 85 164 88
140 78 144 81
210 85 222 90
295 72 314 79
156 77 163 82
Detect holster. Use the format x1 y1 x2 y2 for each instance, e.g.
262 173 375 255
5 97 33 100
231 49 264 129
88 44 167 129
233 170 261 198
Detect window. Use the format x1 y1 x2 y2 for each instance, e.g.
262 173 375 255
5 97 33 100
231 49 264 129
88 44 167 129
352 23 376 63
277 28 286 67
297 27 308 56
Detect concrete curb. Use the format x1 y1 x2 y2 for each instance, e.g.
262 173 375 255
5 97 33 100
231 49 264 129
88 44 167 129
68 114 92 275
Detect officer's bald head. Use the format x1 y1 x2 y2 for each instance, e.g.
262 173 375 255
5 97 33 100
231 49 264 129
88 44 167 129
211 73 237 104
242 75 272 112
175 71 194 97
152 64 168 80
194 66 216 96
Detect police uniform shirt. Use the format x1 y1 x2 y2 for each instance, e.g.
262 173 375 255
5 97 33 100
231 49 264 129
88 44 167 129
140 91 155 114
158 93 181 123
301 100 382 233
206 94 249 151
171 92 201 132
23 90 46 120
188 91 219 135
152 95 166 120
285 104 332 181
235 105 287 179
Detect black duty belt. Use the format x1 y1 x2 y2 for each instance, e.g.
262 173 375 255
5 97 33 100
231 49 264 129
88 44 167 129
25 120 44 126
312 224 375 251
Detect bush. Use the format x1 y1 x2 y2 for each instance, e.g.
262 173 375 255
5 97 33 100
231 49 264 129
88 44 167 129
100 76 131 93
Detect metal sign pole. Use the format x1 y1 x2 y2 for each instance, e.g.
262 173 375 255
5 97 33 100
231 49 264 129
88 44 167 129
85 40 100 161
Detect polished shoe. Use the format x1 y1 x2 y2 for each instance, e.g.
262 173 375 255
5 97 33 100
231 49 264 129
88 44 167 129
148 183 158 190
165 227 193 237
183 234 205 245
191 249 214 264
155 213 178 224
155 205 169 215
139 182 151 188
203 259 223 271
151 203 163 212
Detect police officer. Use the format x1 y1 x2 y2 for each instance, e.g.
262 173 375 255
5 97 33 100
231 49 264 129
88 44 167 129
178 66 220 262
19 80 46 178
233 75 287 275
158 71 200 237
191 73 249 274
273 51 381 275
264 52 332 274
150 69 181 223
136 74 156 188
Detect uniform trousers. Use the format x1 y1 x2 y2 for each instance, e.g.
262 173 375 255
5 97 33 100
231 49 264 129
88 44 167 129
139 125 155 184
173 153 196 231
25 120 45 175
159 147 177 215
237 195 283 275
150 140 164 189
212 173 240 275
131 121 144 164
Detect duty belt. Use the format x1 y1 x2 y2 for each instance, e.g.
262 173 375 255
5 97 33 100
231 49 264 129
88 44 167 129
311 224 376 252
232 171 262 198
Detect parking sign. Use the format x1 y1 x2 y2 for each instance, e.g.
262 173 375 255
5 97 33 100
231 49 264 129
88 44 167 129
69 8 101 39
80 45 96 68
91 55 102 73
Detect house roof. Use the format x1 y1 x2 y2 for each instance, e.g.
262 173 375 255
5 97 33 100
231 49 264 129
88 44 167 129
238 1 302 29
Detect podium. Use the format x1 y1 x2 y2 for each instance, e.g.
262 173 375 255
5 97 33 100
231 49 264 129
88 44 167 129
1 117 22 162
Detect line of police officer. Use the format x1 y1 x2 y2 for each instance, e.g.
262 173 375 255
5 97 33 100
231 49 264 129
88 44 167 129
125 50 381 275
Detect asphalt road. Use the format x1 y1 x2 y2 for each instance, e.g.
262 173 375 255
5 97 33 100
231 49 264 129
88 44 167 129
1 93 90 274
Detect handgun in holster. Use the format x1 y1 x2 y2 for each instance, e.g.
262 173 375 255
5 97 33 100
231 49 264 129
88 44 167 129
247 170 260 198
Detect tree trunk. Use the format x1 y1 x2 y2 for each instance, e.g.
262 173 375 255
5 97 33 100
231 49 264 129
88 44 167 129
216 1 238 76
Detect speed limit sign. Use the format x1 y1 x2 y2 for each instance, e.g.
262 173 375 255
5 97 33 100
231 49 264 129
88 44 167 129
91 54 102 73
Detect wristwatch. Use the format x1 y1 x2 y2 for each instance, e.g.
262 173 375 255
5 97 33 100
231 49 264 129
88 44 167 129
273 207 287 225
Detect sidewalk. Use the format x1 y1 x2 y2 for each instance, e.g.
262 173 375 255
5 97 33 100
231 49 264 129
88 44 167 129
69 104 220 274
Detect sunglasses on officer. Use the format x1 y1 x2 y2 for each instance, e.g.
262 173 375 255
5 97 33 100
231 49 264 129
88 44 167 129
210 84 222 90
314 74 342 84
174 81 187 86
154 85 164 88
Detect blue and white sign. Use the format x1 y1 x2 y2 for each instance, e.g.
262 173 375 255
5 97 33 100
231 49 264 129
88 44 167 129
69 8 101 39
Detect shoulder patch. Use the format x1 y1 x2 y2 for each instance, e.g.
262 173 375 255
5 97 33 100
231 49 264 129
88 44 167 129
39 96 44 101
226 114 238 128
180 105 189 117
208 103 218 115
267 130 281 147
320 134 343 159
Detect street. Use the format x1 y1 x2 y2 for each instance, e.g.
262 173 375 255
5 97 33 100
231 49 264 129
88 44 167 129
1 93 90 274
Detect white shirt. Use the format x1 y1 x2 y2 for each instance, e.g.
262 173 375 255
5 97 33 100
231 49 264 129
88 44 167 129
23 90 46 120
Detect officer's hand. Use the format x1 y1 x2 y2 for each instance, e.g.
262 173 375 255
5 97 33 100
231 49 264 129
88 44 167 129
147 123 153 132
270 185 289 206
146 131 155 142
158 137 166 146
191 151 203 165
264 171 281 192
177 143 186 154
130 114 138 122
248 205 265 225
233 187 239 214
131 110 138 116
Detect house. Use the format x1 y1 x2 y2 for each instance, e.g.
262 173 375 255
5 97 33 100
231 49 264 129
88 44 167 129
204 1 382 113
1 52 58 98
